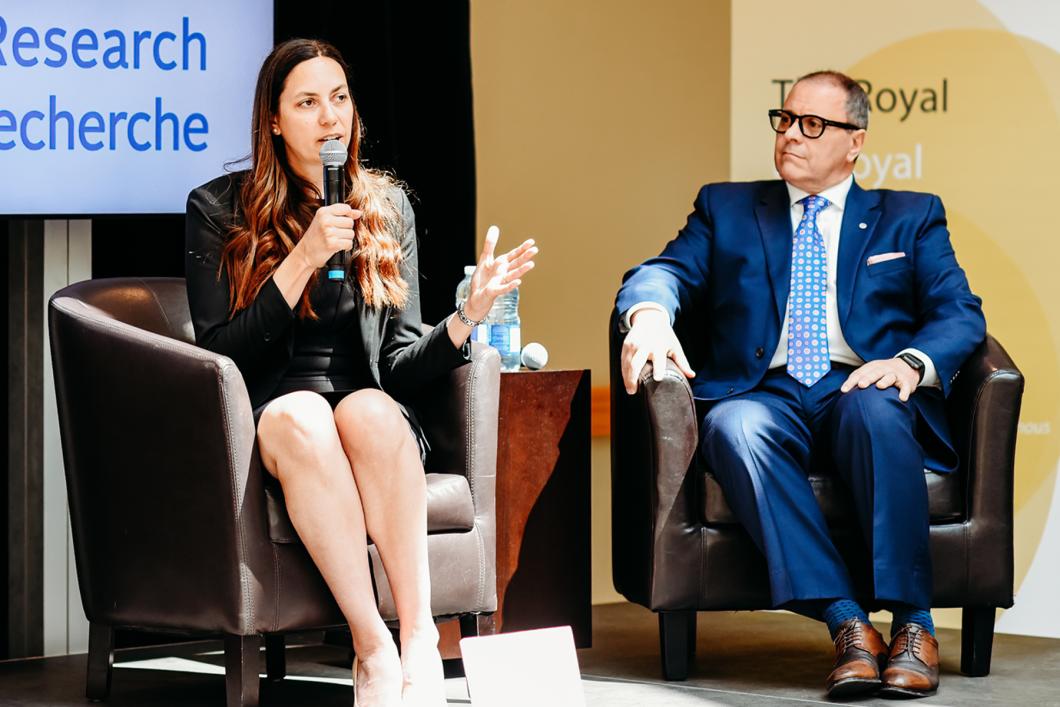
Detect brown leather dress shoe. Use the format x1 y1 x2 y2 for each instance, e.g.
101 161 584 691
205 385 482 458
826 618 888 698
880 623 940 698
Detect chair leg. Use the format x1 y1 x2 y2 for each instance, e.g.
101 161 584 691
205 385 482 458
265 634 285 682
458 613 496 638
659 610 696 681
451 614 497 679
961 607 996 677
322 627 352 647
86 623 114 700
224 634 261 707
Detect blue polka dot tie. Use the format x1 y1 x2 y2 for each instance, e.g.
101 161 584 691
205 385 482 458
786 195 831 386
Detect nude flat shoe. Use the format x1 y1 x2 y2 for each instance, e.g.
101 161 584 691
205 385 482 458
353 650 403 707
400 640 447 707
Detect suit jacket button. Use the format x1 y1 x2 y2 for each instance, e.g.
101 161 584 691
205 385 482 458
755 347 764 358
264 331 272 342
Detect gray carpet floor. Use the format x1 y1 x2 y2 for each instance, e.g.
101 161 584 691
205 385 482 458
579 602 1060 706
1 602 1057 706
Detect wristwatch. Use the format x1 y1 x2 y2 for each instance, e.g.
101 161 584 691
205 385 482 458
897 352 926 383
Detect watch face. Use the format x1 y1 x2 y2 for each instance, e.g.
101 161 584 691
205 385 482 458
900 354 925 381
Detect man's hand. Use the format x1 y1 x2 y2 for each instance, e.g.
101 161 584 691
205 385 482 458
840 358 920 402
620 308 695 394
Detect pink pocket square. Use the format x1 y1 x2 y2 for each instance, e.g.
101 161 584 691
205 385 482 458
866 251 906 266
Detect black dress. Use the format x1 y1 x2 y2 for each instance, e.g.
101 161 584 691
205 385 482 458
255 272 431 463
184 172 471 464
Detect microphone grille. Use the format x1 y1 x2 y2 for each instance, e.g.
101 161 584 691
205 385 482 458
319 139 347 167
520 342 549 370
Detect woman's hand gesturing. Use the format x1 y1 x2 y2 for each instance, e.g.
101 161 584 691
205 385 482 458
463 225 538 322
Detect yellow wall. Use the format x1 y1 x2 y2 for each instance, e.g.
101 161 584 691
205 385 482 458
471 0 732 604
473 0 1060 641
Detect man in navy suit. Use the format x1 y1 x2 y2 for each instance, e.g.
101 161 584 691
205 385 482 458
616 70 984 699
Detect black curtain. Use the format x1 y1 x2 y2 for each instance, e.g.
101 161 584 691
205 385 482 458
93 0 477 325
275 0 477 323
0 231 7 659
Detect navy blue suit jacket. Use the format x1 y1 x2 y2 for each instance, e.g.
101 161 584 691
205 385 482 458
616 179 986 472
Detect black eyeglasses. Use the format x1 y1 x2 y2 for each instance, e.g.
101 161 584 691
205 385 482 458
768 109 862 139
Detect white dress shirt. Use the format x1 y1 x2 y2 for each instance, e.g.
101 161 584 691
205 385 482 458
626 174 938 388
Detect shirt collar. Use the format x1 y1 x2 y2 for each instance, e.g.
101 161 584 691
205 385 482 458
785 173 854 212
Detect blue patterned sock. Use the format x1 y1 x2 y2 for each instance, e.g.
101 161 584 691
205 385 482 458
891 605 935 637
822 599 869 638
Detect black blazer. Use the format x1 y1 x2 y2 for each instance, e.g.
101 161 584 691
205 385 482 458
184 172 470 409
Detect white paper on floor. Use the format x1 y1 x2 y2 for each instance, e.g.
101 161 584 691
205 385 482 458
460 625 585 707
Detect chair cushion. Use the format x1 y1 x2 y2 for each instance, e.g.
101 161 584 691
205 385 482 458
266 472 476 544
702 468 963 526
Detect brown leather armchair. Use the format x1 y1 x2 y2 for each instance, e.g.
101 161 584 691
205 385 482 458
48 277 499 707
608 308 1024 681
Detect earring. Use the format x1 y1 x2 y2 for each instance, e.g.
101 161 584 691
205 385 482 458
272 128 280 135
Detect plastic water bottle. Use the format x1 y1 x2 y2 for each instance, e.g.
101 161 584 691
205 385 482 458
454 265 490 345
489 288 521 371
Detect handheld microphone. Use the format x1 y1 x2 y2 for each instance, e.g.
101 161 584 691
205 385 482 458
320 139 348 282
520 342 549 370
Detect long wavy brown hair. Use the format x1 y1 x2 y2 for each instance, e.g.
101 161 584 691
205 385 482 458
222 39 408 319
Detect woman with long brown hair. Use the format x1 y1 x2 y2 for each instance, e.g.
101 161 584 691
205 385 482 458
185 39 536 706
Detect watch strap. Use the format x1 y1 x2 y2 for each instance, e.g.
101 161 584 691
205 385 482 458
898 352 926 383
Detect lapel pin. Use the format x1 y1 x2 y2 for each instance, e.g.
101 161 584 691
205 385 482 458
858 222 867 230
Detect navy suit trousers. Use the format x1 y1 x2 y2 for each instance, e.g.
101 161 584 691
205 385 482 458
699 366 933 609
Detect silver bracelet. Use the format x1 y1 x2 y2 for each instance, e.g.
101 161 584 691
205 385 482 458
456 301 484 327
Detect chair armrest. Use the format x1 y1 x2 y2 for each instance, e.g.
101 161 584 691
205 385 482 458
608 308 701 608
947 334 1024 521
945 334 1023 605
413 343 500 612
416 343 500 510
49 295 271 635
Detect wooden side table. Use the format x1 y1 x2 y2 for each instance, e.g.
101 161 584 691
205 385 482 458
440 368 592 657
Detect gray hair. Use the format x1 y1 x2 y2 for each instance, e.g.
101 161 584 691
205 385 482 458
796 70 869 130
